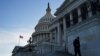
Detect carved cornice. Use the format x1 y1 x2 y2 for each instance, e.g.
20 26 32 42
54 0 67 16
54 0 76 16
58 0 86 19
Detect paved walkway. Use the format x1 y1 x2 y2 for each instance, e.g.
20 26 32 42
48 51 74 56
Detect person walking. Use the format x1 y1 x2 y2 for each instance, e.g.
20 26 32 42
73 37 81 56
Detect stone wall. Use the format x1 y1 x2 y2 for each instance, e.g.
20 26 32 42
66 17 100 56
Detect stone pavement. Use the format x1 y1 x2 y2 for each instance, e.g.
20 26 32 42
48 51 74 56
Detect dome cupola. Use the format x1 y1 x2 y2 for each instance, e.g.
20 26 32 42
46 3 51 13
39 3 55 23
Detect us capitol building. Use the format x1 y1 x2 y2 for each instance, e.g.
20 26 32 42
12 0 100 56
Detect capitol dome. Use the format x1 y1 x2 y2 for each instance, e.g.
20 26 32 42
35 3 55 32
39 3 55 23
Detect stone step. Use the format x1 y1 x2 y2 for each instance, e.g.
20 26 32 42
47 51 74 56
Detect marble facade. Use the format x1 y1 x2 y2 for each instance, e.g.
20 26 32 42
12 0 100 56
50 0 100 56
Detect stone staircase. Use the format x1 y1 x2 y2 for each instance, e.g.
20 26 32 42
47 51 74 56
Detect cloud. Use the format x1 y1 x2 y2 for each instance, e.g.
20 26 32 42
0 27 34 56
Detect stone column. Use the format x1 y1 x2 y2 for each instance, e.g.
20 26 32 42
63 17 67 52
44 34 46 41
42 33 44 41
70 13 73 25
55 28 57 43
49 32 52 52
40 34 42 41
87 4 92 17
47 33 49 40
45 33 47 41
78 7 82 22
41 34 43 41
46 33 48 41
48 34 50 42
63 17 66 41
53 28 56 42
39 34 40 41
57 22 61 46
50 32 52 42
45 33 47 40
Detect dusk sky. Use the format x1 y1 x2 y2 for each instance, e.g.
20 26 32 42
0 0 64 56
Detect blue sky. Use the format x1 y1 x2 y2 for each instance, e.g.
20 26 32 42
0 0 64 56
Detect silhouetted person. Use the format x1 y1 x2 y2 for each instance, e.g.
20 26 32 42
73 37 81 56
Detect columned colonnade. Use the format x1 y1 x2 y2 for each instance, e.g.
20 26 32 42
52 1 100 50
32 33 50 42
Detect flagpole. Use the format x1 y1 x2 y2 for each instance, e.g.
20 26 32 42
18 35 23 46
18 37 20 46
